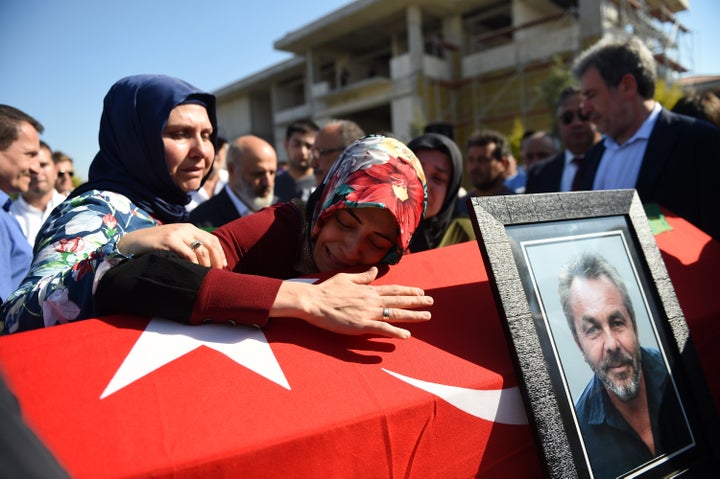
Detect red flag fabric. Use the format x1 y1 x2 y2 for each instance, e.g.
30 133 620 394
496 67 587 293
0 211 716 478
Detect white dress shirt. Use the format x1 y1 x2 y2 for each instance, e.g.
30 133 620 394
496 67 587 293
9 190 67 247
186 169 228 212
593 102 662 190
560 150 581 192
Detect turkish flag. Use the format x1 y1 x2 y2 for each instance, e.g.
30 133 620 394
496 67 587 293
1 212 716 478
0 241 543 478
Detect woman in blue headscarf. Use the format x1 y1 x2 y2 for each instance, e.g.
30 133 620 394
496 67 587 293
1 76 432 338
1 75 227 332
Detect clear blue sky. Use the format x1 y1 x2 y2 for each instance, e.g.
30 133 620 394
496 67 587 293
2 0 717 180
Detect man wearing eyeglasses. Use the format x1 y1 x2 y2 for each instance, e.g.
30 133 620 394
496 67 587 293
526 86 601 194
52 151 75 196
310 119 365 186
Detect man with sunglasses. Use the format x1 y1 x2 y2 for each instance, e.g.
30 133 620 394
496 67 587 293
526 86 601 193
572 35 720 241
52 150 75 196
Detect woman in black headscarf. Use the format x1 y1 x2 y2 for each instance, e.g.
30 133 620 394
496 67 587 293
407 133 464 252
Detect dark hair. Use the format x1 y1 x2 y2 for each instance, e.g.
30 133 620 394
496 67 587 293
521 130 536 141
572 35 656 99
558 252 637 344
285 119 319 141
0 105 44 151
466 129 509 161
52 150 74 165
671 92 720 127
556 85 581 110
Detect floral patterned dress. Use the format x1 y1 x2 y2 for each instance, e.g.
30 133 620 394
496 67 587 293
1 190 159 334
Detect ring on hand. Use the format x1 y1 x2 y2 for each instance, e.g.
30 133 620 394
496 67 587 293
382 307 391 321
189 240 204 250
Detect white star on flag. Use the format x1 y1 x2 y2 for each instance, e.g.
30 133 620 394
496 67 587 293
101 317 290 399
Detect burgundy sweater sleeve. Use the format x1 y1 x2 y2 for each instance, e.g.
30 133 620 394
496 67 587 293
190 202 304 326
189 269 282 327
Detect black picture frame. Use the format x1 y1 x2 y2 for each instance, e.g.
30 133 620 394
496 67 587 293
467 189 719 479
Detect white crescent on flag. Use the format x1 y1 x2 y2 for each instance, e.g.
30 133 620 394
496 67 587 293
101 315 526 427
383 368 528 425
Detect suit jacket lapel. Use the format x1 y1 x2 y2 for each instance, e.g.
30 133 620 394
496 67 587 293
576 141 605 190
219 189 242 223
547 153 565 191
578 108 677 195
635 109 676 198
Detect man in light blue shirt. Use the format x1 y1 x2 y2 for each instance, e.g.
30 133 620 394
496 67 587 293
0 105 42 301
592 101 661 190
572 35 720 241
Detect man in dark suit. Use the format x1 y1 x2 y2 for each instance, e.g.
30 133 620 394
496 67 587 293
525 86 601 193
190 135 277 229
571 35 720 241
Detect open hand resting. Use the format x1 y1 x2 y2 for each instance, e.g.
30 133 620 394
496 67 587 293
118 223 227 269
270 267 433 339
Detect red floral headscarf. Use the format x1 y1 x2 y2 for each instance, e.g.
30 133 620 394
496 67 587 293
309 135 427 264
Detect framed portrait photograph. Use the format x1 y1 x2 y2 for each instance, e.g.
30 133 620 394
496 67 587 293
467 190 719 479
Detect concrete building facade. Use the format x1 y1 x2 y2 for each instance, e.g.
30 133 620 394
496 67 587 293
214 0 690 161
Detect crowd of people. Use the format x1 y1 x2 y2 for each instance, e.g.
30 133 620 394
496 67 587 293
1 31 719 476
2 34 719 336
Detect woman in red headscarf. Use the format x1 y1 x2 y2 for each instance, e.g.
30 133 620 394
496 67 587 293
96 134 431 339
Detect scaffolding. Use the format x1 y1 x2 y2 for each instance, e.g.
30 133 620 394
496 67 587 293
419 0 692 143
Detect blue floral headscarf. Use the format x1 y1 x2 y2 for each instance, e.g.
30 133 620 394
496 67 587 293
69 74 217 224
308 135 427 265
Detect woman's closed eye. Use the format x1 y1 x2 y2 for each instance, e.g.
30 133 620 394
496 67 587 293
368 237 391 251
335 213 355 230
336 210 393 251
431 174 449 187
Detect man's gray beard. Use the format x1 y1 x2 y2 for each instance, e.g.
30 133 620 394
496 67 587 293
586 347 642 402
236 183 274 211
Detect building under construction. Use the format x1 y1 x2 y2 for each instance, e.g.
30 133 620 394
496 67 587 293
214 0 691 159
